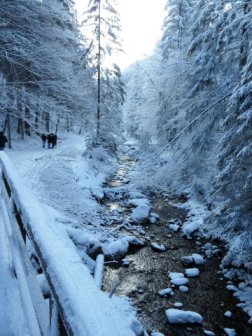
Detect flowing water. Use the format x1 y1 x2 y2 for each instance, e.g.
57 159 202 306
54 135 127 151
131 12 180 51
102 153 252 336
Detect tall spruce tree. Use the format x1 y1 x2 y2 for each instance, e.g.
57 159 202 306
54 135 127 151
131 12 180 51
83 0 125 137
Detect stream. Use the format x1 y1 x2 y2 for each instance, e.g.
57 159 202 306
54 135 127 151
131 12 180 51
102 149 252 336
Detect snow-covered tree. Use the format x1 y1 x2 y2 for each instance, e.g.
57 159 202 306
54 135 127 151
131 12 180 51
161 0 193 57
209 0 252 252
83 0 125 137
0 0 94 140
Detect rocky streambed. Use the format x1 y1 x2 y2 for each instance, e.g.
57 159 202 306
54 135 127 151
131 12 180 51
101 150 252 336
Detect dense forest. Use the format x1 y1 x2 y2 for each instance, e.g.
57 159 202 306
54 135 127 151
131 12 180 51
0 0 251 270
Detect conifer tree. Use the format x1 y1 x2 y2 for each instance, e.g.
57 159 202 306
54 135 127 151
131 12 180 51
161 0 193 58
83 0 125 137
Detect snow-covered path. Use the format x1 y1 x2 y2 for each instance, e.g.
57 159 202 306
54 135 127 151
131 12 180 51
8 134 104 227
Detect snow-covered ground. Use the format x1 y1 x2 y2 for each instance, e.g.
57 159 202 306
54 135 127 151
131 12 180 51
0 133 145 336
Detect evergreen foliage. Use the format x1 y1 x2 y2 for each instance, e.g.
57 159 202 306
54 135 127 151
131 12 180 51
0 0 94 138
83 0 125 137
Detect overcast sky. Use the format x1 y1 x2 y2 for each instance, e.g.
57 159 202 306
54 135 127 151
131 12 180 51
74 0 166 69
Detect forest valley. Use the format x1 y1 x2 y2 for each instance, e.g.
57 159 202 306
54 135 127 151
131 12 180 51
0 0 251 335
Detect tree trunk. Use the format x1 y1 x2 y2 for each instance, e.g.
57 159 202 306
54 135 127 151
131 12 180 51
97 0 101 136
239 1 250 70
6 113 12 149
43 111 50 132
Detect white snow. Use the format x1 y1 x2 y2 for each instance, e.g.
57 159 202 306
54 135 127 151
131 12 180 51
165 308 203 324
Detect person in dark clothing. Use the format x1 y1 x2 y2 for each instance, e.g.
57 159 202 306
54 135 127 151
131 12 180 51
51 133 57 149
47 133 53 148
41 133 47 148
0 131 8 150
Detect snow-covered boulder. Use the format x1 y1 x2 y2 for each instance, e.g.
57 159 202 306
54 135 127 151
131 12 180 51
180 255 194 265
102 238 130 259
224 311 232 317
169 223 180 231
203 330 215 335
130 318 145 336
125 235 145 247
130 204 151 224
181 253 205 266
151 242 166 252
185 268 200 277
192 253 205 265
224 328 236 336
179 286 189 292
67 228 102 258
127 198 150 208
168 272 184 280
165 308 203 324
182 222 200 238
158 288 174 297
149 212 160 224
170 278 189 286
102 236 144 259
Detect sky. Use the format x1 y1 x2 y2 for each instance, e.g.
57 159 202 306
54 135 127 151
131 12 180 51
74 0 167 69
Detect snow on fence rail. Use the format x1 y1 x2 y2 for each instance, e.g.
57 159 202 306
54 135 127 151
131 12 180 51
0 152 136 336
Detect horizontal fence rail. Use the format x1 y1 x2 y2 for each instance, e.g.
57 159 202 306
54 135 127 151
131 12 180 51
0 152 136 336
